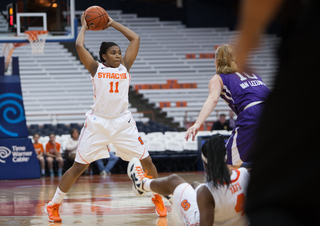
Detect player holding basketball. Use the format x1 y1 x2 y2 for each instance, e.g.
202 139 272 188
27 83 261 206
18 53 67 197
185 44 270 168
128 134 249 226
45 12 167 222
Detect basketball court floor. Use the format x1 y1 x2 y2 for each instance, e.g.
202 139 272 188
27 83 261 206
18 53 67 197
0 171 205 226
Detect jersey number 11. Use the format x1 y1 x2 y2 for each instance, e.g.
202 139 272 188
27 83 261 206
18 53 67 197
109 82 119 93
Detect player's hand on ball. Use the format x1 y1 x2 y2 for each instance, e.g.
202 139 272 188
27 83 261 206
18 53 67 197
81 12 88 30
103 16 114 30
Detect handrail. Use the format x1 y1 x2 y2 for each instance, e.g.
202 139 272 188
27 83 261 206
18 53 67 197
26 111 155 125
184 109 230 130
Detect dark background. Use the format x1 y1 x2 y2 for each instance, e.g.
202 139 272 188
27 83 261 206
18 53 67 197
1 0 293 36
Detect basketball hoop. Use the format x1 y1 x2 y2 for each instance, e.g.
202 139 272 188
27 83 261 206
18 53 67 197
24 30 49 54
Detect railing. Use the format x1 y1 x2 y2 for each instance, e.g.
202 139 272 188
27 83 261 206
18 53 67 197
184 109 230 130
26 110 155 125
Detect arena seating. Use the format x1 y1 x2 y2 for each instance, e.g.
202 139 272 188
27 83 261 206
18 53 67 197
2 10 278 133
80 10 279 127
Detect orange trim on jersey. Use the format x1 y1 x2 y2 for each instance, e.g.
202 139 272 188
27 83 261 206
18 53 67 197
78 151 89 164
77 126 88 163
230 169 241 183
139 147 146 160
180 184 191 204
128 73 131 91
77 126 90 164
76 114 92 165
179 184 199 226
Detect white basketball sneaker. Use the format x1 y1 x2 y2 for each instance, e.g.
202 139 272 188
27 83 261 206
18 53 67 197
127 157 151 196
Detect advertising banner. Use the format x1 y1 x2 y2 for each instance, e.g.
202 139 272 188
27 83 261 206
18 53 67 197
0 75 28 138
0 138 40 180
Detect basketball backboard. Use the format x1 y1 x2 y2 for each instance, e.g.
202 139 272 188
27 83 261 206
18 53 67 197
0 0 76 43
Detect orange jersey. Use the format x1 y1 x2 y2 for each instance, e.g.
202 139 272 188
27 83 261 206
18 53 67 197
33 143 44 155
45 142 61 155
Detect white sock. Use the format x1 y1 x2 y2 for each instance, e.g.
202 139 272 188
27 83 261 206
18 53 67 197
143 178 154 192
41 169 45 174
51 187 67 204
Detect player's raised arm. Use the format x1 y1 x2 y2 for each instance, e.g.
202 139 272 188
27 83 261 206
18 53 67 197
106 17 140 72
75 12 99 76
185 74 223 141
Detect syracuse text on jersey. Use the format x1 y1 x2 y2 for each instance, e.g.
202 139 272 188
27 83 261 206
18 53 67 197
97 72 127 79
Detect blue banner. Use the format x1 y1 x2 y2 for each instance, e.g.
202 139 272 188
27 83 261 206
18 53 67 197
0 138 40 180
0 75 28 138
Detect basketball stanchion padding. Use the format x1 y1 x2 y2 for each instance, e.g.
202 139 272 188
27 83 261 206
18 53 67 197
24 30 49 54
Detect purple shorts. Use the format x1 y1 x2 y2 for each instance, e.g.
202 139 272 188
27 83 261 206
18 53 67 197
226 103 264 165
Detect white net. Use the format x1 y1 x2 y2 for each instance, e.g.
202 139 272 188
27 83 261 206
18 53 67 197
24 30 48 54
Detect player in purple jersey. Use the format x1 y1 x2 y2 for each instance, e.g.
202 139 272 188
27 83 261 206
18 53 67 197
185 44 270 167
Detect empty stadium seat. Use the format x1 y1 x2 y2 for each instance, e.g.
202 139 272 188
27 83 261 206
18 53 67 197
165 139 184 152
3 10 278 130
146 141 166 152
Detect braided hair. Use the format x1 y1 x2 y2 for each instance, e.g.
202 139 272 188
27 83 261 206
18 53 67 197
201 133 231 188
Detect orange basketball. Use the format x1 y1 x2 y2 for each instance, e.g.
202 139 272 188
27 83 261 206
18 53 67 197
84 6 109 31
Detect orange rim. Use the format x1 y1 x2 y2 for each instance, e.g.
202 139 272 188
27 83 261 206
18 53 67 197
24 30 48 41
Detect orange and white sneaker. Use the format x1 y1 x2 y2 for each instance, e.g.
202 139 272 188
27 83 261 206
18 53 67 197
45 202 62 222
152 194 167 217
127 157 152 197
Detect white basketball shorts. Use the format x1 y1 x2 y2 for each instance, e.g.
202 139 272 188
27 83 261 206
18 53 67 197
171 183 200 226
75 111 149 164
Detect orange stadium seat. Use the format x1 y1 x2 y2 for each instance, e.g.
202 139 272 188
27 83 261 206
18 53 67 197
185 54 196 59
159 102 171 108
176 102 187 107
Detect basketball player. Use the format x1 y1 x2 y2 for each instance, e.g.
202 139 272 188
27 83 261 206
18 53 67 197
128 134 249 226
185 44 270 168
45 13 167 222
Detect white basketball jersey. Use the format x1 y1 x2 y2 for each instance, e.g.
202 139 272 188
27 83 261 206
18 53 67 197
90 63 130 117
206 168 249 226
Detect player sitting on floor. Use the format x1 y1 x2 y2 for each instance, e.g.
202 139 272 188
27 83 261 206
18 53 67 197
128 134 250 226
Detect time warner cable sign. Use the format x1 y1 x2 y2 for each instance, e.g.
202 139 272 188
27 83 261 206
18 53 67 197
0 138 40 179
0 145 33 163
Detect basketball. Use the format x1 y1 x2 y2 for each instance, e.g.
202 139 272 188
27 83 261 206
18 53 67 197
84 6 109 31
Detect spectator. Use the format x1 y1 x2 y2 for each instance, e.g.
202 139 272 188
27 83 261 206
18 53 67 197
226 110 236 130
94 144 119 176
211 114 231 131
65 128 79 161
33 133 45 176
45 133 64 177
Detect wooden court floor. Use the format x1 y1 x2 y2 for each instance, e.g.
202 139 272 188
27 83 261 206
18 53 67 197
0 172 205 226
